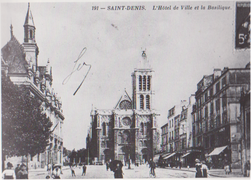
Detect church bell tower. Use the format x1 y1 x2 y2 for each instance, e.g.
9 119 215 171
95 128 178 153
132 50 154 110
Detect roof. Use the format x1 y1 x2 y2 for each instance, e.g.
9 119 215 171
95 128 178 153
114 89 132 109
24 3 35 27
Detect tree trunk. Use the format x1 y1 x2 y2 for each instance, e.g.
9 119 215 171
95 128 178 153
27 154 29 179
2 151 5 172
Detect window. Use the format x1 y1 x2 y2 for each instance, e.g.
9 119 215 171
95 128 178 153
101 141 105 148
140 95 144 109
222 94 227 111
143 76 146 91
140 122 144 135
147 122 151 135
222 76 226 87
182 139 186 149
216 99 220 114
139 76 142 91
205 119 208 132
147 76 151 90
30 29 33 39
37 153 40 162
102 122 106 136
146 95 150 109
216 82 220 93
210 102 214 115
204 92 208 102
216 115 221 126
205 106 208 118
199 122 202 133
209 88 213 98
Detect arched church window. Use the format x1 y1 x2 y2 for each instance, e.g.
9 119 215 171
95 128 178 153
147 76 151 91
143 76 146 91
140 95 144 109
102 122 106 136
146 95 150 109
101 141 105 148
139 75 142 91
147 122 151 135
30 29 33 39
122 130 130 144
119 100 132 109
140 122 144 135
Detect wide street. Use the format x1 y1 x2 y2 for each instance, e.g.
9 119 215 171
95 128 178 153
29 165 196 179
28 164 244 179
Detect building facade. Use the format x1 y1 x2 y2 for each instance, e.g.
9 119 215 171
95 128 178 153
1 3 64 169
240 66 250 173
160 96 195 167
88 51 158 165
192 66 250 169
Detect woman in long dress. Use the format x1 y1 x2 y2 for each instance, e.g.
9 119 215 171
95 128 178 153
195 159 202 178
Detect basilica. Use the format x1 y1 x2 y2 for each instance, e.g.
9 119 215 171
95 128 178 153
87 51 159 164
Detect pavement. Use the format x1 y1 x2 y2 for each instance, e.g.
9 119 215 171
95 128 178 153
163 166 244 178
28 164 246 179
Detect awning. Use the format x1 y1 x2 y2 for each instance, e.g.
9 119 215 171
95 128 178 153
162 153 171 158
164 152 176 159
208 145 228 156
182 152 191 158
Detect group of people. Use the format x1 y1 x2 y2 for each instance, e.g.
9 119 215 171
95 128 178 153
195 159 209 178
2 162 28 179
69 163 87 177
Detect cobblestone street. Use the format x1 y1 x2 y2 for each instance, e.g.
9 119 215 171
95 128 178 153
28 164 245 179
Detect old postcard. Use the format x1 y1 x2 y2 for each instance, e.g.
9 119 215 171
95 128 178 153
1 0 250 179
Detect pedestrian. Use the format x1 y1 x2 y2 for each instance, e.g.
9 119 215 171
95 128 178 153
52 167 61 179
201 161 209 178
14 164 20 178
195 159 202 178
82 164 87 176
71 167 76 177
149 159 156 176
106 161 109 171
224 164 230 175
114 164 123 178
17 164 28 179
244 160 250 177
2 162 16 179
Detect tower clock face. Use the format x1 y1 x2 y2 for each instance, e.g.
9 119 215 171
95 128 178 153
121 117 132 126
119 100 132 109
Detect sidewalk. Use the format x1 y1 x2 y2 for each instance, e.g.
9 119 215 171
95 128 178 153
28 166 71 179
163 166 244 177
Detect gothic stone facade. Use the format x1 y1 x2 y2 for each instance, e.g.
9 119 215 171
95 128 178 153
89 52 158 164
1 4 64 168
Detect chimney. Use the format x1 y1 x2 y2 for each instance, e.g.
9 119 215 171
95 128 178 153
213 68 221 80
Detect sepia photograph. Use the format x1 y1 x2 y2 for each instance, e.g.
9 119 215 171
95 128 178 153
1 0 250 179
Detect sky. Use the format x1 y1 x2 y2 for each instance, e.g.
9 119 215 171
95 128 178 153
1 0 250 150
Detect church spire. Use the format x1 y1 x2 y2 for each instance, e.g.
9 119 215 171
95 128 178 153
24 3 35 27
10 24 13 39
23 2 36 43
137 49 151 69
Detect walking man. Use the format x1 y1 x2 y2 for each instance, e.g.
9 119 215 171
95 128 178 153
149 159 156 177
82 164 87 176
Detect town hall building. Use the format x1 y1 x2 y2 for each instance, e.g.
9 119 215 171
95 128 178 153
1 3 64 169
87 51 159 164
